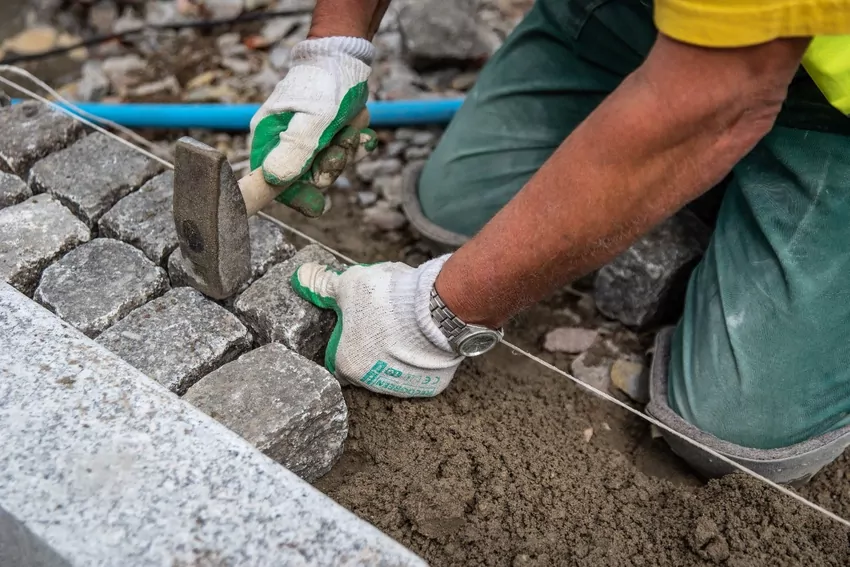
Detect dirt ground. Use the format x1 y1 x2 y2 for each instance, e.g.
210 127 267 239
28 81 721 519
269 192 850 567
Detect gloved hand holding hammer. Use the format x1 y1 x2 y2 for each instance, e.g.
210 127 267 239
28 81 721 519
250 2 499 399
249 3 385 217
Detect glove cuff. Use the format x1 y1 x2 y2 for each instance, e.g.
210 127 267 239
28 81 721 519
414 254 455 353
293 36 376 66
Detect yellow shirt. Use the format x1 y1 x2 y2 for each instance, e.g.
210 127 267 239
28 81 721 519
655 0 850 114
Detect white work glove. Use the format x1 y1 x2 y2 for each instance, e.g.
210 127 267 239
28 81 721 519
291 255 464 397
250 36 377 217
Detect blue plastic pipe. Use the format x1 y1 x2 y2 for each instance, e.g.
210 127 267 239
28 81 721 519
11 99 464 130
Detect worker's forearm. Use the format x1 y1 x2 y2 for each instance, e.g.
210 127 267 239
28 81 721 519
309 0 391 40
435 35 808 329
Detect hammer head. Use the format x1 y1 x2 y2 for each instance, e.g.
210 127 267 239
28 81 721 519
173 137 251 300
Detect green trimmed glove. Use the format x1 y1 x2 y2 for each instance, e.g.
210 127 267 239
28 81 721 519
250 36 378 217
291 255 465 397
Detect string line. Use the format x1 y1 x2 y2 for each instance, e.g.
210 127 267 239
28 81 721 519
3 67 847 530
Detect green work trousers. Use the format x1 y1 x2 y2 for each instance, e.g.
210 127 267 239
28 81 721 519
417 0 850 450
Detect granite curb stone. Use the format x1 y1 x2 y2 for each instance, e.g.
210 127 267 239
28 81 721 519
0 194 91 295
97 287 252 394
29 132 164 228
0 282 427 567
234 244 343 361
0 101 83 176
185 343 348 482
34 238 170 337
99 171 178 265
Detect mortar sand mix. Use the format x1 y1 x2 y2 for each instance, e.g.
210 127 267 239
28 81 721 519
268 196 850 566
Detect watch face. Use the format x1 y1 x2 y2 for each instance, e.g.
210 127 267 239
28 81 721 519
458 331 501 357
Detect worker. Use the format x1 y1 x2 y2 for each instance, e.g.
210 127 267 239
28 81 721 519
249 0 850 484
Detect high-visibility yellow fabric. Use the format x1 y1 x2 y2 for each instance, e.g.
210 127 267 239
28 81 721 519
655 0 850 114
803 36 850 114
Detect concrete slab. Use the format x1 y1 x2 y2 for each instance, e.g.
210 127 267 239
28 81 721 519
0 172 31 209
168 216 297 293
97 287 252 394
185 344 347 482
99 171 178 265
0 282 426 567
0 194 90 296
0 101 83 177
234 244 343 361
34 239 169 337
29 133 164 228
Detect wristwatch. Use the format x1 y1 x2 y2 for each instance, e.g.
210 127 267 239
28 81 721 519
429 287 504 356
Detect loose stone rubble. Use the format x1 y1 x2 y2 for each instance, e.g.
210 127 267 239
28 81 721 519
97 287 252 394
29 132 164 228
234 244 342 361
185 343 348 482
99 171 179 265
34 238 169 337
0 194 91 296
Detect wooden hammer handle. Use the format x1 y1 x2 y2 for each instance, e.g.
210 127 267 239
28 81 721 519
239 108 371 217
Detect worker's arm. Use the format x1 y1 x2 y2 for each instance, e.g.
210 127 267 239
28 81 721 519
309 0 392 39
291 34 809 398
248 1 391 216
437 34 809 328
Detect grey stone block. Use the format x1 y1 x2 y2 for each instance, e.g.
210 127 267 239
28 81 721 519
185 343 347 482
0 101 83 177
0 172 31 209
0 194 91 295
29 133 164 228
168 216 297 292
97 287 251 394
593 213 709 328
397 0 497 67
34 239 169 337
0 282 427 567
234 245 343 361
98 171 177 265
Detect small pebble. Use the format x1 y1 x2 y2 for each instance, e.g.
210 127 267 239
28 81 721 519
610 359 649 404
394 128 418 141
357 191 378 207
583 428 594 443
570 351 611 391
364 203 407 231
404 146 432 161
385 140 407 158
355 158 403 182
334 175 352 191
543 327 598 354
411 131 436 147
372 175 403 207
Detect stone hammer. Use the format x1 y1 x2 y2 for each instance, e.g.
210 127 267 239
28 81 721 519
172 109 369 300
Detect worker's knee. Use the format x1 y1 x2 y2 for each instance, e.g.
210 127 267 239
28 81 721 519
649 327 850 484
417 139 531 238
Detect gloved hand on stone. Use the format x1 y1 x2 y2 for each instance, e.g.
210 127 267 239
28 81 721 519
250 36 378 217
291 255 464 397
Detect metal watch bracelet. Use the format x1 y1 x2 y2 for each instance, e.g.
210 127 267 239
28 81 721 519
429 286 504 356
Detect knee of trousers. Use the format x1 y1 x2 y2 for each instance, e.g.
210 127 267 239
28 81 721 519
646 327 850 486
